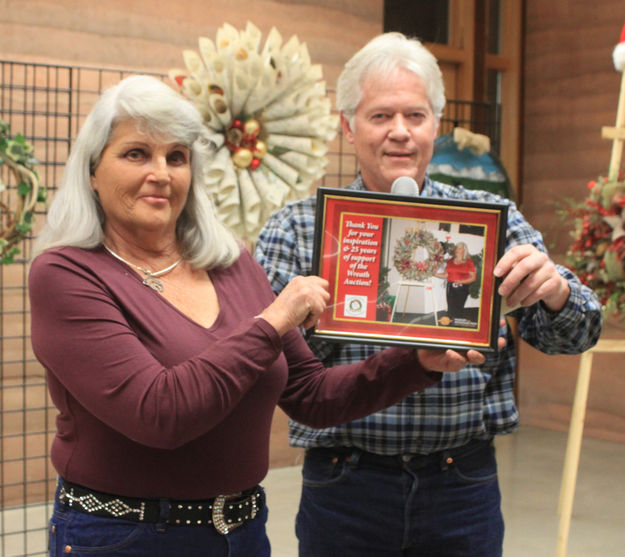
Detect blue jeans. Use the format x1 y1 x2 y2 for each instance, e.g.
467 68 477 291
49 481 270 557
296 440 504 557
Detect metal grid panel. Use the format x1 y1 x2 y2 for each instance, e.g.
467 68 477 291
0 61 162 557
1 62 71 557
0 60 499 556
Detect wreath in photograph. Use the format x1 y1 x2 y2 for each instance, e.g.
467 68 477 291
560 174 625 322
393 228 445 281
170 22 339 239
0 120 45 264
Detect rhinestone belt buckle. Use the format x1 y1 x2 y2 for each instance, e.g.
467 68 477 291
211 492 259 535
212 495 235 534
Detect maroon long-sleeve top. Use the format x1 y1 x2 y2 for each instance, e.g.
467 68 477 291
29 246 439 499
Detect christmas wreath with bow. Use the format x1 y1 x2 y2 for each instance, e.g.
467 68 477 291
561 23 625 323
393 228 445 281
561 174 625 321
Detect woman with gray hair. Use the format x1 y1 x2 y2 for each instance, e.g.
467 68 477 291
29 75 443 557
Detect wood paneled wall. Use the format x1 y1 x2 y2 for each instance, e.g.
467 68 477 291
519 1 625 442
521 1 624 248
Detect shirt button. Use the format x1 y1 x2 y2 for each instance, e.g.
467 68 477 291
401 454 412 463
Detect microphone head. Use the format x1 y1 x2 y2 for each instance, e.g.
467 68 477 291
390 176 419 196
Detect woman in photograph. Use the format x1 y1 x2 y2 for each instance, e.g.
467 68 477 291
436 241 476 323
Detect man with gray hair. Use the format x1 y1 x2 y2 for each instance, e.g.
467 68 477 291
256 33 601 556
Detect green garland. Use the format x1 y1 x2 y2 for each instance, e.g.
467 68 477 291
0 120 45 263
393 228 445 281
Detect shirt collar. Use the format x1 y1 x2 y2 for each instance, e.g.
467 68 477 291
348 173 436 196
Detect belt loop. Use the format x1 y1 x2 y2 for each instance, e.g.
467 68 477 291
156 499 170 532
346 449 361 469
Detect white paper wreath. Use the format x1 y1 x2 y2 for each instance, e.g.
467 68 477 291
170 22 339 238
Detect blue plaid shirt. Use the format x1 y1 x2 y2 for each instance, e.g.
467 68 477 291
255 176 602 455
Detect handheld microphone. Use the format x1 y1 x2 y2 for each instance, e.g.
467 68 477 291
390 176 419 196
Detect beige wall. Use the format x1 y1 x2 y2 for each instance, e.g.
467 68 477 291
519 0 625 442
0 0 382 89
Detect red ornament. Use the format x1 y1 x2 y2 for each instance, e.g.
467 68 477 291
250 158 261 170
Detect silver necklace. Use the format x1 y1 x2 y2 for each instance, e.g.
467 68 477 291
103 245 183 292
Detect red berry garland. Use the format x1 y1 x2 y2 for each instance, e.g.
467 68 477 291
563 173 625 321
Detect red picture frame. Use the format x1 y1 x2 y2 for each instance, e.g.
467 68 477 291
311 188 508 352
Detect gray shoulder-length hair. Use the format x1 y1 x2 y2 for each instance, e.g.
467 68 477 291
337 32 446 129
33 74 240 269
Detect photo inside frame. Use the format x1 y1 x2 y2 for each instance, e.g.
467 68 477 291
311 188 508 352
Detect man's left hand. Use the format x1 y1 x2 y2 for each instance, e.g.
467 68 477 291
494 244 570 312
417 348 488 372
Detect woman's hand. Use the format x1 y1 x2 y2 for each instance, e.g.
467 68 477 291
258 276 330 336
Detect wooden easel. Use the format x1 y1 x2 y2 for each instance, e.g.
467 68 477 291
555 34 625 557
555 340 625 557
601 62 625 182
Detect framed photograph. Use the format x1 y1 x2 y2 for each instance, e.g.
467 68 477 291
310 187 508 352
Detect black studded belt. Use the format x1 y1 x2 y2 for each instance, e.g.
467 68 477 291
57 479 264 534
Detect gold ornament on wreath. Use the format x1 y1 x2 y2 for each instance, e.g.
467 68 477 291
0 121 45 264
393 228 445 282
170 22 339 239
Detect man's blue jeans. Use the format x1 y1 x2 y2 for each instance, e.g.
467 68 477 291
49 481 270 557
296 440 504 557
